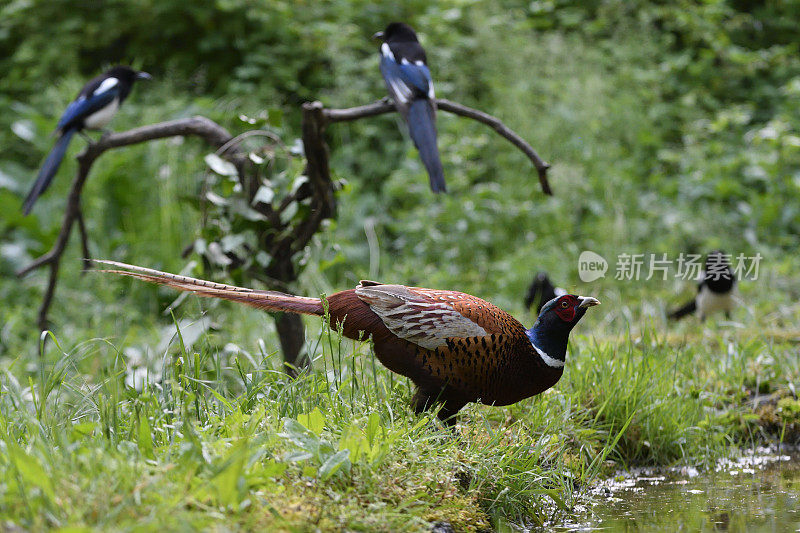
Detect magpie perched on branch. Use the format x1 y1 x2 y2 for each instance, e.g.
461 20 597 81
374 22 446 193
669 251 737 321
22 65 151 215
524 272 567 314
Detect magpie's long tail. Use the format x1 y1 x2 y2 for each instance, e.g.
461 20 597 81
93 260 324 316
668 299 697 320
406 99 446 193
23 128 77 215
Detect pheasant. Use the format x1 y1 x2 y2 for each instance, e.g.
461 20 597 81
96 260 599 424
669 251 736 321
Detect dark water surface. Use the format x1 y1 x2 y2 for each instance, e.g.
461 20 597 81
557 453 800 532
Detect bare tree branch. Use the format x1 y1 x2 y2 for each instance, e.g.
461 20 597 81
76 206 91 273
322 98 552 195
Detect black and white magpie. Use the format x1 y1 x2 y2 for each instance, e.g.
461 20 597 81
373 22 446 193
669 251 737 321
524 272 567 314
22 65 151 215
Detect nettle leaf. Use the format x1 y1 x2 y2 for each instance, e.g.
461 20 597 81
297 407 326 435
5 441 55 502
138 415 156 460
289 138 304 156
280 419 321 456
318 449 351 481
280 202 299 224
290 175 309 195
206 191 229 206
255 251 270 267
221 233 247 253
205 153 238 177
11 120 36 142
267 108 283 128
193 239 208 256
284 450 314 463
338 424 367 463
0 168 22 191
230 198 268 222
206 242 233 266
252 185 275 206
212 439 248 508
366 412 382 445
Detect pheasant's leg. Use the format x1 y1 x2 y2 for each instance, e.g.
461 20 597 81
436 400 467 427
411 388 466 428
411 388 436 415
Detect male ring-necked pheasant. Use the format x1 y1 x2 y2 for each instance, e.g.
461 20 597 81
97 260 599 424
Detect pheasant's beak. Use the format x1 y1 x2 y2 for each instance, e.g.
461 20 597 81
372 31 384 40
578 296 601 308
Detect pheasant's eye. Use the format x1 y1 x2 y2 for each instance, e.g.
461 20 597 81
560 300 569 308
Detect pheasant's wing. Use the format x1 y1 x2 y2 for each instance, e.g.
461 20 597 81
414 288 528 337
354 283 489 350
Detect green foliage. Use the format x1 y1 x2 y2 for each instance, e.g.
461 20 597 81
2 0 800 529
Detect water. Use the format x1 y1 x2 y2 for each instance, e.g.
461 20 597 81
559 452 800 532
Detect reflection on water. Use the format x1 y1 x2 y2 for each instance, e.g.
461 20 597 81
560 453 800 532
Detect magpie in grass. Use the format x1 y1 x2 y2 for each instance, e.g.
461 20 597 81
374 22 446 193
669 251 737 321
22 65 151 215
525 272 566 314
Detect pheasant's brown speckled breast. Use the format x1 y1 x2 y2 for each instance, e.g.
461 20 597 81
425 331 563 405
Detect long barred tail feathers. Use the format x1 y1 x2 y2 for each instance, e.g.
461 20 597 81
92 260 323 316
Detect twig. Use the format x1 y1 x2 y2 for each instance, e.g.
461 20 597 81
215 129 287 155
436 99 552 195
322 98 552 195
76 206 91 273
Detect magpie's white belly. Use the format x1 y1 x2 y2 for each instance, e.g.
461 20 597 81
83 98 119 129
696 285 736 319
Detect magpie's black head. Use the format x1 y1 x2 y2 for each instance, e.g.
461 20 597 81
525 272 557 311
105 65 152 84
373 22 419 43
704 250 735 292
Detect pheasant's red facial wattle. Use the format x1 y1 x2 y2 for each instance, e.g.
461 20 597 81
554 295 578 322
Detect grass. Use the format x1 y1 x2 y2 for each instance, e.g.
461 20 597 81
1 300 798 530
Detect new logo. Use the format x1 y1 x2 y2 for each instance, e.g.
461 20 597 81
578 251 608 282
